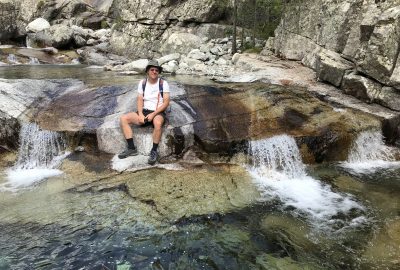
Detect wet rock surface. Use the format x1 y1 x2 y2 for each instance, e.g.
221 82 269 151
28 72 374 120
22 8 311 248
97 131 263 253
0 73 391 163
60 156 260 223
361 218 400 269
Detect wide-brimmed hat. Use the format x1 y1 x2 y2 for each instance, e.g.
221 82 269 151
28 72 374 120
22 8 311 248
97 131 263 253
145 60 163 73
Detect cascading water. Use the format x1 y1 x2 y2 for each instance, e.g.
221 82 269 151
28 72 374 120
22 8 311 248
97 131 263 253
28 57 40 65
248 134 365 231
341 130 400 173
249 135 306 179
1 123 69 191
7 54 19 64
349 130 395 162
15 123 67 169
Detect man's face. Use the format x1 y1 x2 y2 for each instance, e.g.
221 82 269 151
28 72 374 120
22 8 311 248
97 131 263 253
147 67 160 79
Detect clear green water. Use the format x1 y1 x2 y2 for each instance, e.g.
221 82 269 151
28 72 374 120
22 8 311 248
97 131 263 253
0 66 399 270
0 65 214 87
0 163 399 269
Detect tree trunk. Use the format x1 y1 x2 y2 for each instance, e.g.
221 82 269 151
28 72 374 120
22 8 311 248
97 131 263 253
232 0 237 54
252 0 257 47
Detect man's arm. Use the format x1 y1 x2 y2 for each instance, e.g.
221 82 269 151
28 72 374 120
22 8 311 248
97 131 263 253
137 94 145 123
154 92 170 114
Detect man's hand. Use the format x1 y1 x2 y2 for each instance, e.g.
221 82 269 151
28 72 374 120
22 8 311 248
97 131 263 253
138 112 145 124
146 112 156 122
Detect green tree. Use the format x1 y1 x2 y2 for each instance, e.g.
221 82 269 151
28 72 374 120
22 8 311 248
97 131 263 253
232 0 238 54
231 0 283 53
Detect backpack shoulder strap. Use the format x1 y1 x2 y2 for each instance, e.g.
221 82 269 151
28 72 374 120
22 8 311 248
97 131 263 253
142 78 147 96
142 78 165 98
159 78 164 98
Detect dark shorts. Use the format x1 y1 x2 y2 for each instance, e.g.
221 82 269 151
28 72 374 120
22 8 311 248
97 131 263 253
139 109 167 127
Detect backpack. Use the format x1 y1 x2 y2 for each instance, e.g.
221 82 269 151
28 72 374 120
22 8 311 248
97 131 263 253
142 78 164 98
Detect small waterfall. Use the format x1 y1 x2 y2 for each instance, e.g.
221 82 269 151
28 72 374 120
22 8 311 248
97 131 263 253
342 130 400 173
7 54 19 64
28 57 40 65
348 130 395 162
247 134 364 230
249 134 306 178
71 58 80 65
15 123 67 169
1 123 69 191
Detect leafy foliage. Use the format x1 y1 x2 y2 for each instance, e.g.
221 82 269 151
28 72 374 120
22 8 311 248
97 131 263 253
232 0 283 50
238 0 282 38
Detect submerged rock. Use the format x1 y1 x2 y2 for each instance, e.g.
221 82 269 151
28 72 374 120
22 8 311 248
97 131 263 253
361 218 400 269
66 163 260 222
260 215 317 253
256 253 319 270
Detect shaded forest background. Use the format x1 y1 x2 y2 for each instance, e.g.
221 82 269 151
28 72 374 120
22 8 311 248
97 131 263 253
231 0 283 52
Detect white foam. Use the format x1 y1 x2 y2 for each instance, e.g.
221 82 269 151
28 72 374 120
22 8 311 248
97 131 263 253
341 160 400 174
333 107 346 113
341 130 400 174
1 123 70 192
248 135 366 231
1 168 63 192
248 167 363 223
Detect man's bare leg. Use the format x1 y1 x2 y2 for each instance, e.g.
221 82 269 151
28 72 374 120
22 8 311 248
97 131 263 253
152 114 165 144
118 112 142 158
120 112 141 139
148 114 164 165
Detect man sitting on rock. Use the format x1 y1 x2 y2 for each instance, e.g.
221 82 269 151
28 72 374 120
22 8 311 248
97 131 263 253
118 60 170 165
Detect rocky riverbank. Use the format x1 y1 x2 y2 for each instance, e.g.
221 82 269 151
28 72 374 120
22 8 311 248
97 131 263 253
268 0 400 112
0 0 399 158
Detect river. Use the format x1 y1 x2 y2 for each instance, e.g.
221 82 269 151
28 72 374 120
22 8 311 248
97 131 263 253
0 65 399 270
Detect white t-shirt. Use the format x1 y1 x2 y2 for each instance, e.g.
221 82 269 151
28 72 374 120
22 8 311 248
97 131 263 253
137 78 170 111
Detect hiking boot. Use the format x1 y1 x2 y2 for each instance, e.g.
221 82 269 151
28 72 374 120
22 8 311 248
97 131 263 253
118 147 138 159
148 149 158 165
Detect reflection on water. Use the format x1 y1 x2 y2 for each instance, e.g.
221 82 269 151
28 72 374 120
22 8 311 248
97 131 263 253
1 170 399 270
0 65 214 87
0 163 399 269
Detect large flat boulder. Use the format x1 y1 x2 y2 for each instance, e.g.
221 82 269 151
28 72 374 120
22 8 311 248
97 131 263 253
0 77 387 163
64 162 260 223
273 0 362 55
